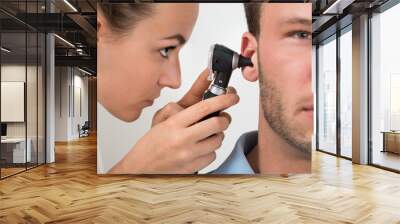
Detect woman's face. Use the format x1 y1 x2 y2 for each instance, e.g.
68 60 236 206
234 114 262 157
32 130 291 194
98 4 199 122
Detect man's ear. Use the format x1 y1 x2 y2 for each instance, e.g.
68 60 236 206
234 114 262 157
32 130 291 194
240 32 258 82
97 10 106 43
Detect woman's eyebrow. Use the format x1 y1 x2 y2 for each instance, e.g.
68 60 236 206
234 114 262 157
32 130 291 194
163 34 186 45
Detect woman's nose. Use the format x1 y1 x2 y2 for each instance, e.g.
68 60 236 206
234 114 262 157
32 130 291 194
158 59 181 89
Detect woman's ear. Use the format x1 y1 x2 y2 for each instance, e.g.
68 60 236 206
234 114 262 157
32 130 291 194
240 32 258 82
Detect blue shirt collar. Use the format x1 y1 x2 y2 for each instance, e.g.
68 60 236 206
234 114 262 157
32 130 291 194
212 131 258 174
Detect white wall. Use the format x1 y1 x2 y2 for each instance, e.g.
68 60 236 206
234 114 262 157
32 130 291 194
71 72 89 138
55 67 69 141
55 67 89 141
97 3 259 173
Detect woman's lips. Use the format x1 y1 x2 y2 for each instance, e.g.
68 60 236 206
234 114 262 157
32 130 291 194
139 100 154 108
144 93 160 107
145 100 154 106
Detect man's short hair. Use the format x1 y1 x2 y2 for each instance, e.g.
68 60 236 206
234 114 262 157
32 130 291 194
243 3 262 38
243 1 310 38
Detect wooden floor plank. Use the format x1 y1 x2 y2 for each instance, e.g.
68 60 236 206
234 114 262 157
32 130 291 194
0 134 399 223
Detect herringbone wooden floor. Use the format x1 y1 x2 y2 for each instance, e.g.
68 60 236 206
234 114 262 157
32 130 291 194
1 134 400 224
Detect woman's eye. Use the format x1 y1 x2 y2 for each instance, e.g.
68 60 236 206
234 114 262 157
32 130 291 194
160 46 176 58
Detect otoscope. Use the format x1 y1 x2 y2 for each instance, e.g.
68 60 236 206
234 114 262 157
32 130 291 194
201 44 253 120
195 44 253 174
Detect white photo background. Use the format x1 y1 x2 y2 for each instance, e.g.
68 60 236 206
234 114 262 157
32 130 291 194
97 3 259 174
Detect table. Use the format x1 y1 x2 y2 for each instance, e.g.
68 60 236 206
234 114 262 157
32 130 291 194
1 138 32 164
381 131 400 154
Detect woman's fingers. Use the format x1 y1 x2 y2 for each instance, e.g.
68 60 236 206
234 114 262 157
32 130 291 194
152 102 184 126
218 112 232 124
226 86 237 94
192 132 225 157
186 113 231 142
177 68 210 108
173 93 239 127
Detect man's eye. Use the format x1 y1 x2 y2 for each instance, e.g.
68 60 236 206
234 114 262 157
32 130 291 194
292 31 311 39
160 46 176 58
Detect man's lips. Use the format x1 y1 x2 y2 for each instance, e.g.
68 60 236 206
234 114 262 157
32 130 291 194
299 104 314 118
302 105 314 111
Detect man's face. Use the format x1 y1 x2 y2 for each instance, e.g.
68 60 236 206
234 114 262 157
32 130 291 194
257 3 313 154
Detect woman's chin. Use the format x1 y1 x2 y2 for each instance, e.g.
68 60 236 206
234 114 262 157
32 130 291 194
118 101 154 123
118 109 142 123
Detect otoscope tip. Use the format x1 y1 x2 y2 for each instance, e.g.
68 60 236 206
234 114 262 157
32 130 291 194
238 55 253 68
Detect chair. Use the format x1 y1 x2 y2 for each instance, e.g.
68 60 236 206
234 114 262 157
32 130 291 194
79 121 90 138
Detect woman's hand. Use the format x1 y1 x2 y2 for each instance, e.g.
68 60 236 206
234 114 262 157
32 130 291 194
151 68 210 126
152 68 236 126
109 69 240 174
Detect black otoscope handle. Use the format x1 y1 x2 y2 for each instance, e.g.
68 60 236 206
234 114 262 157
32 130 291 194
200 90 221 121
194 87 223 175
200 70 231 121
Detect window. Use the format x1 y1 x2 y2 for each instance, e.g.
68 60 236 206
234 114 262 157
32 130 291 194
317 35 337 155
370 2 400 171
339 27 352 158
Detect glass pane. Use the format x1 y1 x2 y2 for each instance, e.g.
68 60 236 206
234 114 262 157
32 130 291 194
371 3 400 171
1 30 28 177
26 0 39 170
38 32 45 165
0 1 46 178
340 28 352 158
27 31 38 169
318 36 337 154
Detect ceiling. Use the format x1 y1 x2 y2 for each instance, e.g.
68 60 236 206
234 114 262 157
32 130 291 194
2 0 397 74
312 0 391 44
0 0 96 75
